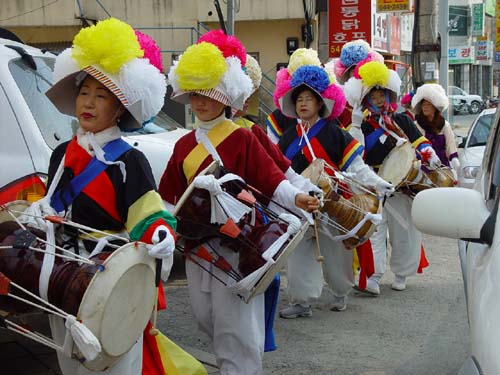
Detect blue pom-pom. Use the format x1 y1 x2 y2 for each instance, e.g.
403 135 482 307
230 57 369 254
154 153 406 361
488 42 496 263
340 45 369 67
290 65 330 93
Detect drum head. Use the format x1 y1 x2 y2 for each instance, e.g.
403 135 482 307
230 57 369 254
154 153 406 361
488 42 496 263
243 221 308 303
0 200 30 224
77 242 155 370
378 142 414 187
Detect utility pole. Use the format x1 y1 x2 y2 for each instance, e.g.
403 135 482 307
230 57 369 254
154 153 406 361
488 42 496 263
227 0 235 36
438 0 449 120
412 0 440 88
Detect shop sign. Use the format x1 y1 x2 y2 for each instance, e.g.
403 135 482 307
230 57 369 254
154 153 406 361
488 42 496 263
449 6 469 36
449 46 474 65
328 0 372 57
376 0 410 12
472 3 484 37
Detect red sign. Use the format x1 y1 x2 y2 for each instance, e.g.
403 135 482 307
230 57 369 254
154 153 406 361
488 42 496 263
389 15 401 55
328 0 372 58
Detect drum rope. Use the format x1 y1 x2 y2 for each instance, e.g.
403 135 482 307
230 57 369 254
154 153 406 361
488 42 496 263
5 319 62 352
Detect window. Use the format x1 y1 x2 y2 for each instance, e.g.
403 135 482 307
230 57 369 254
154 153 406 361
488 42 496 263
468 114 494 147
9 56 75 150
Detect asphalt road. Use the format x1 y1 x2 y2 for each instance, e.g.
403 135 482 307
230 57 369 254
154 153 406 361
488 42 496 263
0 113 478 375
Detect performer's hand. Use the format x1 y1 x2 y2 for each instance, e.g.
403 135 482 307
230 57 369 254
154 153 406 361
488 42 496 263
148 225 175 259
295 193 320 212
376 180 395 197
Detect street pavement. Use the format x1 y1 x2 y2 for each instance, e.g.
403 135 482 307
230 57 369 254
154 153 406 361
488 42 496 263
0 113 479 374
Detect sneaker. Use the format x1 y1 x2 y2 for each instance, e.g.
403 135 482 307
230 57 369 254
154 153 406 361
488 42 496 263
391 275 406 291
354 278 380 296
330 295 347 312
279 304 312 319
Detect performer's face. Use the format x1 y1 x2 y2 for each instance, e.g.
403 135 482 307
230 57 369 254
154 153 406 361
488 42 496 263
421 99 437 120
295 89 323 122
189 93 225 121
76 76 125 133
368 89 386 110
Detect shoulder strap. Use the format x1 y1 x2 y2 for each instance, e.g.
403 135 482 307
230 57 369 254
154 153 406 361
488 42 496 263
50 138 132 213
284 119 327 161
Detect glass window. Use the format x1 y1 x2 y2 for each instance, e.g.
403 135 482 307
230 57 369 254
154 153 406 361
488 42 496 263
468 113 494 147
9 57 75 150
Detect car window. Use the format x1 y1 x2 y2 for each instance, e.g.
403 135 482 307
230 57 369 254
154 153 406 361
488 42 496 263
9 57 75 150
468 113 494 147
451 87 460 95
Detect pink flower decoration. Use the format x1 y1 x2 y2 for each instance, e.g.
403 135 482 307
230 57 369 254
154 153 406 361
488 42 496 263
333 59 347 81
273 68 292 108
352 51 384 79
197 29 246 67
135 30 163 73
321 84 347 120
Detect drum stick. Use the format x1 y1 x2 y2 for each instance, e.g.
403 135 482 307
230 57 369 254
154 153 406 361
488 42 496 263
149 231 165 336
309 192 324 262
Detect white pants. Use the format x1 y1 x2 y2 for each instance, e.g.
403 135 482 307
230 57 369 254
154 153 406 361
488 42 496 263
186 241 265 375
49 315 143 375
370 192 422 278
285 226 354 305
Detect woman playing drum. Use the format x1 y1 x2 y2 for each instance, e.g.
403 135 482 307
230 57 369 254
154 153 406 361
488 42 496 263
343 61 439 294
159 36 319 375
274 49 394 317
29 18 176 375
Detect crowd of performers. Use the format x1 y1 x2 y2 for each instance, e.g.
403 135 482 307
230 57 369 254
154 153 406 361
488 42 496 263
0 17 462 375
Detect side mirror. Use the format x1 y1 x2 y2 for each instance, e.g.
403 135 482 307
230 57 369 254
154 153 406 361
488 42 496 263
456 135 465 148
412 188 489 241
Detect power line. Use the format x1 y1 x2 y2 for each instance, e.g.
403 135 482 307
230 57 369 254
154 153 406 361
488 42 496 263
0 0 60 22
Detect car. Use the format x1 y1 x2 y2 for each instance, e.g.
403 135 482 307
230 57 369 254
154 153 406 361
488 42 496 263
457 108 496 188
0 36 188 205
448 86 484 115
411 106 500 374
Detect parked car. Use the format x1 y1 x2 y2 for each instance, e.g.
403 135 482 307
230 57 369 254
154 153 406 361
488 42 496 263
412 106 500 375
457 108 496 188
448 86 484 115
0 36 188 205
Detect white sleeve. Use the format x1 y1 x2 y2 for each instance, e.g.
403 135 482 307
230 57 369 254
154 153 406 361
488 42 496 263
284 167 321 194
345 155 385 188
269 179 313 223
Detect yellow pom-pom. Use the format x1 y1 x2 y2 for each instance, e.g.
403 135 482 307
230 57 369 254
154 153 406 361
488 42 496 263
358 61 389 88
176 42 227 91
288 48 321 75
72 18 143 74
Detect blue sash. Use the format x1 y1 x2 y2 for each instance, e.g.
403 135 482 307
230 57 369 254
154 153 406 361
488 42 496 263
50 138 132 213
284 119 327 160
364 127 386 152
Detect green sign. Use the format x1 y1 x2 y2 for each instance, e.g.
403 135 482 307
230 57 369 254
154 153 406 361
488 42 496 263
485 0 495 17
449 6 469 36
472 3 484 36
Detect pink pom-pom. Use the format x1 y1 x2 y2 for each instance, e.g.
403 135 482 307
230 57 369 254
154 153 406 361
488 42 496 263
333 59 346 81
352 51 384 79
401 93 412 106
197 29 246 67
322 84 347 120
135 30 163 73
273 68 292 108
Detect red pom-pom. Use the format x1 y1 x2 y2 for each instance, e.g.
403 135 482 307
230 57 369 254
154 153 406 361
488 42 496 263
420 148 432 163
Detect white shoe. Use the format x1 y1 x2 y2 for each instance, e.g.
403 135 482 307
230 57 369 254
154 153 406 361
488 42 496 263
330 295 347 312
391 275 406 291
279 304 312 319
354 278 380 296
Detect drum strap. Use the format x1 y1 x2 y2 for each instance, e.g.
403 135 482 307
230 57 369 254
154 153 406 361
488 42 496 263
284 118 327 161
183 120 239 184
50 139 132 213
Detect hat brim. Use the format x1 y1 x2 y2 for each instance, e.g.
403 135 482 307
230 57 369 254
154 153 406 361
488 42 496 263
280 83 334 119
45 69 143 130
171 88 232 107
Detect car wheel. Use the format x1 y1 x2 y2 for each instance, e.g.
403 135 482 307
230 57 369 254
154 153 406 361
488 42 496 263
469 101 481 114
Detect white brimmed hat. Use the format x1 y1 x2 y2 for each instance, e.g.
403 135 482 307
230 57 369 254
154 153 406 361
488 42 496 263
411 83 449 113
45 18 166 130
